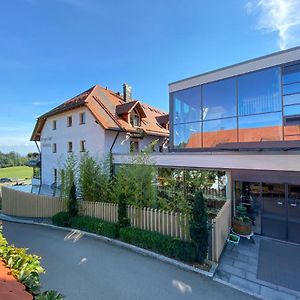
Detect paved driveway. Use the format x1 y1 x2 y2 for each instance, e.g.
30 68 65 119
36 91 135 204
3 221 256 300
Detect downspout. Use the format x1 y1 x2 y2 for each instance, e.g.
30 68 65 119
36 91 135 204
109 131 120 178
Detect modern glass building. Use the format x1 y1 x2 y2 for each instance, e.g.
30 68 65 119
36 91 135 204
167 47 300 243
170 51 300 150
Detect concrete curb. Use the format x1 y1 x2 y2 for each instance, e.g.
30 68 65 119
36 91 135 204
0 214 217 278
213 277 264 299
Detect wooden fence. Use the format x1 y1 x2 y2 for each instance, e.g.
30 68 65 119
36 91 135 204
211 199 232 262
128 206 189 240
79 201 118 223
1 186 231 262
1 187 67 218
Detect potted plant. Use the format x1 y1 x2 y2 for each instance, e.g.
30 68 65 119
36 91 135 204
227 233 240 245
232 216 252 235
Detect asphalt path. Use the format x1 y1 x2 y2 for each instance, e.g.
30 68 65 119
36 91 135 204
3 221 256 300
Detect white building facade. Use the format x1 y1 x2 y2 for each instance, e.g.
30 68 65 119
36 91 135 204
32 84 169 185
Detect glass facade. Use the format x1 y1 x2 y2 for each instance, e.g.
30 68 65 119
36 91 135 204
283 62 300 140
171 61 300 149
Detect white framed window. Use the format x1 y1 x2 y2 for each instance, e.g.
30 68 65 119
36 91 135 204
52 143 57 153
80 140 86 152
67 116 72 127
52 120 57 130
68 141 73 152
130 114 140 127
79 112 86 125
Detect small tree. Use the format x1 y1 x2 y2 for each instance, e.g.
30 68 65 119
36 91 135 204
68 182 78 217
189 191 208 263
60 153 77 199
118 193 130 229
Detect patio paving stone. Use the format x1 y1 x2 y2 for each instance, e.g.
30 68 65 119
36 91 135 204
215 235 300 299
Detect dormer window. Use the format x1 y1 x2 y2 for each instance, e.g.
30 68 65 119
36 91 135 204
131 114 141 127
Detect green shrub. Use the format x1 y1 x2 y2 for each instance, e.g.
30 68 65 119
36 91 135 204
35 290 65 300
189 191 208 263
52 212 71 227
117 193 130 230
0 226 64 298
70 216 118 238
119 227 196 262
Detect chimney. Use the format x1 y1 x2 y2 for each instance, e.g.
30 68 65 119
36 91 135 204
123 83 132 102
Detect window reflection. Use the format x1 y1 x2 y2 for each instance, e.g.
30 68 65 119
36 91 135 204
283 83 300 96
174 122 201 148
202 78 236 120
203 118 237 147
238 67 281 115
284 94 300 106
238 112 283 142
283 63 300 84
284 104 300 116
173 86 201 124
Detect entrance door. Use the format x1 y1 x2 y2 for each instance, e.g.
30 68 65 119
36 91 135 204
287 185 300 243
261 183 286 240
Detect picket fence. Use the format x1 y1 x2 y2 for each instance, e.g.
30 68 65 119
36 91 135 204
1 186 231 261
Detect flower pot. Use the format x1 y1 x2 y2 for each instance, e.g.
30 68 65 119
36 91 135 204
227 233 240 245
232 218 252 235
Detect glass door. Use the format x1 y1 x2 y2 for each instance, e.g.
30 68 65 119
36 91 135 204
287 185 300 243
235 181 261 234
261 183 286 240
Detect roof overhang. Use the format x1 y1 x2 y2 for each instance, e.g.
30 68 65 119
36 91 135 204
169 46 300 93
113 152 300 172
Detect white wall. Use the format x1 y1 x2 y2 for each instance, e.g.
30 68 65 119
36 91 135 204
40 107 105 185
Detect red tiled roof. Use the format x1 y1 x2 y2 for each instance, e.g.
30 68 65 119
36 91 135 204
31 85 169 141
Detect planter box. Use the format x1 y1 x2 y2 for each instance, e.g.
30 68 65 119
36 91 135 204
232 219 252 235
227 233 240 246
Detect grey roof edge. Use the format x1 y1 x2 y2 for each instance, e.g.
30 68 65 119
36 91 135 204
168 45 300 89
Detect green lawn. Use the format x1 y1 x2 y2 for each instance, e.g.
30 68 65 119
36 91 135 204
0 166 33 180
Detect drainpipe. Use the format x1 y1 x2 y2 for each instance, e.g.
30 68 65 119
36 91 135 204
109 131 120 178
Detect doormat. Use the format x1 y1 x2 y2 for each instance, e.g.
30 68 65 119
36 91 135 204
257 239 300 292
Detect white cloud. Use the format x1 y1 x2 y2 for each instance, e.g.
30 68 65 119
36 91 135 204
245 0 300 50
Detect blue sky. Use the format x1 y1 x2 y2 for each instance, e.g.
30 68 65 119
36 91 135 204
1 0 300 154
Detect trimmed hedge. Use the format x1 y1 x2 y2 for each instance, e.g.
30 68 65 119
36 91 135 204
119 227 196 262
52 212 71 227
52 213 118 239
70 216 118 239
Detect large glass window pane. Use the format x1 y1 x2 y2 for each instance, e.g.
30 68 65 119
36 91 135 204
284 94 300 105
238 67 281 115
173 122 201 148
238 112 283 142
284 124 300 140
283 63 300 84
172 86 201 124
284 104 300 116
283 82 300 95
203 117 237 147
202 78 236 120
